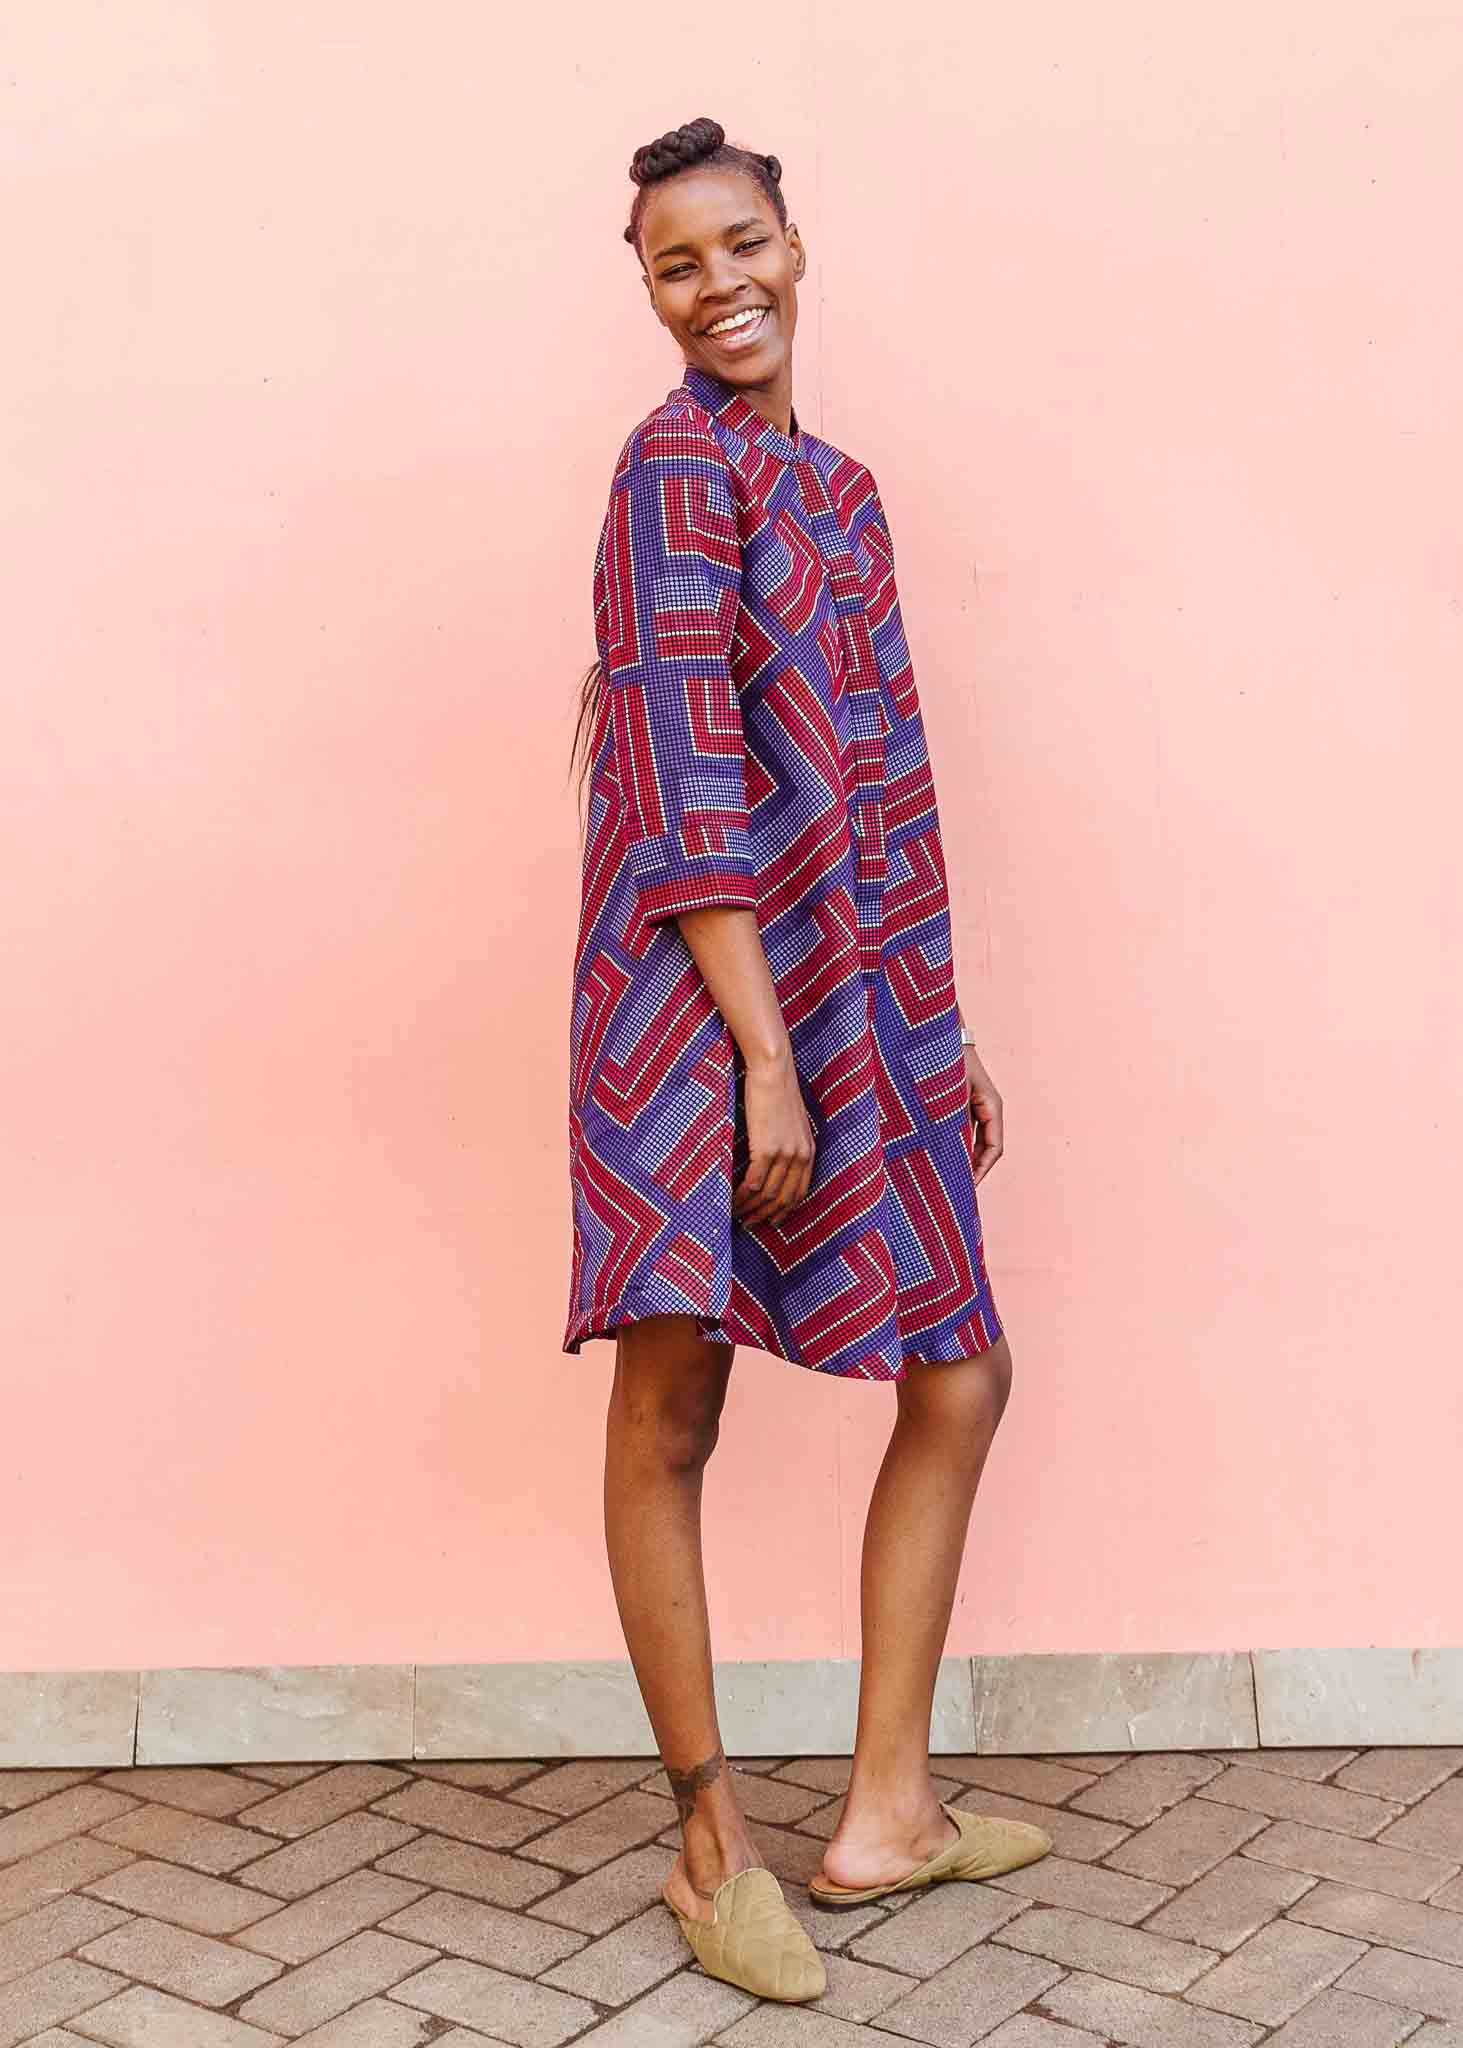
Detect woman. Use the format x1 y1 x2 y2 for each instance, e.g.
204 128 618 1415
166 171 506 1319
564 118 1049 2003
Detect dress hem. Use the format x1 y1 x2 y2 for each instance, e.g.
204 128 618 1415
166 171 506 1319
563 1287 1003 1383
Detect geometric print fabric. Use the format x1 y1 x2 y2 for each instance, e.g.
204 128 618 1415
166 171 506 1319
563 361 1002 1380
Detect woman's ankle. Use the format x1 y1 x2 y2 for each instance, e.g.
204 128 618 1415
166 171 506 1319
838 1771 945 1839
682 1804 758 1879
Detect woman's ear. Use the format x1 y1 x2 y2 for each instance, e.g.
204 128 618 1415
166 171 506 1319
641 270 666 328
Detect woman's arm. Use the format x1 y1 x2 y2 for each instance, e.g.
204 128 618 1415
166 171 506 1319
595 427 814 1225
678 905 814 1227
865 481 1005 1194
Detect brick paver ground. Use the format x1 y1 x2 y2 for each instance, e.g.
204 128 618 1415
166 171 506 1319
2 1747 1462 2044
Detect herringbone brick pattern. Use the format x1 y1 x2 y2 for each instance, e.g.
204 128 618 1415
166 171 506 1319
2 1748 1463 2044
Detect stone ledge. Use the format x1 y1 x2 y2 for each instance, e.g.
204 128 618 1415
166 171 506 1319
1 1650 1459 1767
1254 1647 1463 1746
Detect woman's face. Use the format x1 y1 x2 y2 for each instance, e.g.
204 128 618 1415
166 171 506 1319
639 167 804 387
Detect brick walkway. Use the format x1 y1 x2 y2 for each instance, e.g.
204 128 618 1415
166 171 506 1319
3 1749 1463 2044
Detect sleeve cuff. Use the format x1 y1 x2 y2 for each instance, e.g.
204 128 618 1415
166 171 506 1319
634 872 761 922
625 828 759 922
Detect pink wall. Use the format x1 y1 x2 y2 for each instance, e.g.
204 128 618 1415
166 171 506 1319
4 4 1460 1673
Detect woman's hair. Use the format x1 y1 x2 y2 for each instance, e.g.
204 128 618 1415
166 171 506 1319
624 116 787 264
568 118 787 827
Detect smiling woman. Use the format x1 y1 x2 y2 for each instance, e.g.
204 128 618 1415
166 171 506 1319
559 114 1030 2004
565 117 1000 1375
628 119 802 378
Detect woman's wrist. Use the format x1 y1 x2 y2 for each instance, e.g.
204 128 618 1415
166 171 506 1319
744 1037 797 1076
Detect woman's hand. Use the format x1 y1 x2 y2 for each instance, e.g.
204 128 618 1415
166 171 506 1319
673 905 817 1228
961 1037 1004 1188
734 1045 816 1226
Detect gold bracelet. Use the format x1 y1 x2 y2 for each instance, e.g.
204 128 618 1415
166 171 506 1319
959 1025 977 1047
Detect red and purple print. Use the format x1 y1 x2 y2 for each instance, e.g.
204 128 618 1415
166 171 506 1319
563 363 1001 1381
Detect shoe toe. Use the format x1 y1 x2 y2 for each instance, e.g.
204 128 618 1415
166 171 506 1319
779 1945 828 2000
945 1806 1054 1878
692 1866 826 2002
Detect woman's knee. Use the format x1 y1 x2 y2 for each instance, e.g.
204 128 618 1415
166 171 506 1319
610 1316 731 1468
980 1331 1014 1420
899 1330 1013 1436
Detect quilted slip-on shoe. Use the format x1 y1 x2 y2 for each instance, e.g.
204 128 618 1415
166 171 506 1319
665 1863 826 2001
806 1800 1052 1908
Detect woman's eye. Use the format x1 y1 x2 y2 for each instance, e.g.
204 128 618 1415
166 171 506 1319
661 238 765 280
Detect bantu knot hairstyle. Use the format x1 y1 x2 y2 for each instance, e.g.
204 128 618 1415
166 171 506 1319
624 116 787 262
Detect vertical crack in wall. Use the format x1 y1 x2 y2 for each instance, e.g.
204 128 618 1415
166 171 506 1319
813 0 825 443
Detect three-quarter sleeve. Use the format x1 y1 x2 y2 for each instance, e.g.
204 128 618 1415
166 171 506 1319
599 430 759 925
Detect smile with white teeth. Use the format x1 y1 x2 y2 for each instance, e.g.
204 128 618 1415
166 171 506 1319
704 304 770 338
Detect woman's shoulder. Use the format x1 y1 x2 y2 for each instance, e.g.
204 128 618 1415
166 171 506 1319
605 383 731 492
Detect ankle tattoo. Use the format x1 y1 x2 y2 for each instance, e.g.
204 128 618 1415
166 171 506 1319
665 1741 726 1828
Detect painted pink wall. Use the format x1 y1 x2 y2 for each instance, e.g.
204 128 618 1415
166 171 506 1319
4 5 1460 1673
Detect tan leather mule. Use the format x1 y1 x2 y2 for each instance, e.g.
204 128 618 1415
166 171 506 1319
807 1800 1053 1908
664 1863 826 2001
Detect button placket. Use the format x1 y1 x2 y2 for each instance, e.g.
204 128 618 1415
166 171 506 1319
795 460 888 970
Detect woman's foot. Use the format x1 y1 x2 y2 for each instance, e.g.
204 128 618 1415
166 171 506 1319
662 1835 764 1924
811 1800 960 1896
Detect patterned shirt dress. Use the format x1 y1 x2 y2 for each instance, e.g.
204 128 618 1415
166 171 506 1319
563 362 1002 1382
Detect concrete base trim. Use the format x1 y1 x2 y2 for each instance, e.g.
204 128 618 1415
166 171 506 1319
2 1649 1460 1767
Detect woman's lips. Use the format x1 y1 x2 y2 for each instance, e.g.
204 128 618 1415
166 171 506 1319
703 305 772 353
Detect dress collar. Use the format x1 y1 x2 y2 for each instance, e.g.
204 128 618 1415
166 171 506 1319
678 362 805 464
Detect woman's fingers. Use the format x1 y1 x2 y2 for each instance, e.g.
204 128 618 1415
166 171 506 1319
734 1164 776 1225
735 1111 816 1224
735 1059 816 1223
736 1145 799 1224
960 1044 1004 1189
968 1079 1003 1187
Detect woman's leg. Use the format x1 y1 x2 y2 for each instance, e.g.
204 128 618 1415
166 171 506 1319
810 1332 1014 1892
604 1311 761 1923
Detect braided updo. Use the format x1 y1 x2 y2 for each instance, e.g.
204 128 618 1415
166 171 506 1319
624 116 787 262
